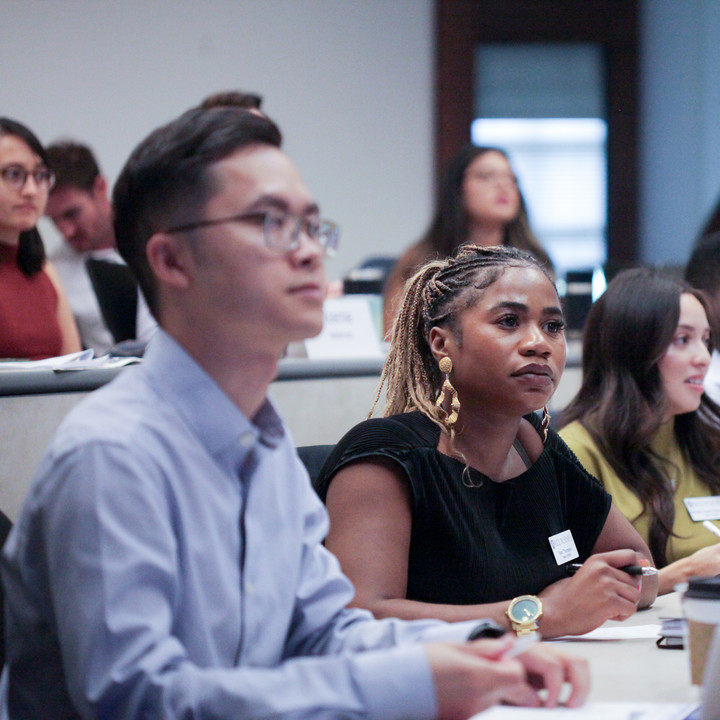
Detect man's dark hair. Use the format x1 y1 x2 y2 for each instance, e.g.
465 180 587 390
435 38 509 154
198 90 263 111
113 107 282 318
46 141 101 193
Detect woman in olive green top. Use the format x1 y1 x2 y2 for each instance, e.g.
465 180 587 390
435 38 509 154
560 268 720 594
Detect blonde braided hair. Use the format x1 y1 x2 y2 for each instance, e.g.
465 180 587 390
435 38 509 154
371 245 553 438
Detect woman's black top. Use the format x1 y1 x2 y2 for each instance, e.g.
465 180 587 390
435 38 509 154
315 411 611 605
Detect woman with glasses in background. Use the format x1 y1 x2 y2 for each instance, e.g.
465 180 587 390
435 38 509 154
382 145 553 336
0 118 80 359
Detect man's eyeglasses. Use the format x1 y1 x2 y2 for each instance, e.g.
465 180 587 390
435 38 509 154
165 208 340 257
0 164 56 191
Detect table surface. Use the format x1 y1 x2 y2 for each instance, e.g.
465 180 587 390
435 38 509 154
551 592 697 704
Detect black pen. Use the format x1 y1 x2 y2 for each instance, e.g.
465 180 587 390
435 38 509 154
566 562 658 576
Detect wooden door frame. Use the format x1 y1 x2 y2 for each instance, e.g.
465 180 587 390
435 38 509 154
436 0 639 271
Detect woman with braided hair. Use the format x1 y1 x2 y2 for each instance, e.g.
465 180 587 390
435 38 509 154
315 245 656 638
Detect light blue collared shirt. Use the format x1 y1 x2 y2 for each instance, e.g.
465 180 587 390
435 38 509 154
1 330 477 719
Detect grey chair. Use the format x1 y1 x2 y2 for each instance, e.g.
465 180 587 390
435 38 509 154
296 445 335 487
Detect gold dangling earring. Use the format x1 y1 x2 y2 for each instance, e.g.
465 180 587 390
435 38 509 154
435 356 460 433
541 406 551 444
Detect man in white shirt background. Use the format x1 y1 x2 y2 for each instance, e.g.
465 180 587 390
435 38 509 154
45 141 156 354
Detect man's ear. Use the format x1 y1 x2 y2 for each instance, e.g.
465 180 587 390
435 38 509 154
146 232 193 290
428 326 453 362
92 174 109 202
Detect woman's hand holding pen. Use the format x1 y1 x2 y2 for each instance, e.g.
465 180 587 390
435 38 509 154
538 549 646 637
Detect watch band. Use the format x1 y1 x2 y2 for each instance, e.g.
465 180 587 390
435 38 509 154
511 621 540 637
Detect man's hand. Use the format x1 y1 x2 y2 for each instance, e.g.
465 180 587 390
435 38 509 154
426 638 590 720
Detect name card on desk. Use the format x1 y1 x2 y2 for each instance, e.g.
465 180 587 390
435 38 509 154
305 296 383 359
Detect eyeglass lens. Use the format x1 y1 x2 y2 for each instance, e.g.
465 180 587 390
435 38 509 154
1 165 55 190
263 211 339 256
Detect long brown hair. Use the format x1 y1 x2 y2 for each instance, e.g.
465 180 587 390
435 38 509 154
420 145 553 270
561 268 720 566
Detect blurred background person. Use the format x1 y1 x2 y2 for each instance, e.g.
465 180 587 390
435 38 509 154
45 140 156 354
560 268 720 594
0 118 81 360
45 140 117 353
383 145 553 335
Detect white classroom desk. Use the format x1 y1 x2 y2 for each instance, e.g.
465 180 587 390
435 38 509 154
552 592 695 704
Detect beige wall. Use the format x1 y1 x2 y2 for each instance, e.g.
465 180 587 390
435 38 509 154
0 0 434 282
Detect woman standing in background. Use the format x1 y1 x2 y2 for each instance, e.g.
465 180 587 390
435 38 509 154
382 145 552 335
0 118 80 359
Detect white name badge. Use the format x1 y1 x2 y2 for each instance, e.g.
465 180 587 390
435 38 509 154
304 296 383 360
548 529 579 565
683 496 720 522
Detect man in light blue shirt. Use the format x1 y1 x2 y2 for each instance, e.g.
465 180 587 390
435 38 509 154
0 107 589 718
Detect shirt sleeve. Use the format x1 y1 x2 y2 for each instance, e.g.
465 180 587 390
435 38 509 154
20 440 457 720
314 415 422 501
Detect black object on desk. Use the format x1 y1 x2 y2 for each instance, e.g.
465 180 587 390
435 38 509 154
467 619 506 640
86 258 138 343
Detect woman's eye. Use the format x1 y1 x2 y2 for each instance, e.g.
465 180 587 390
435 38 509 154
546 320 566 334
498 315 519 328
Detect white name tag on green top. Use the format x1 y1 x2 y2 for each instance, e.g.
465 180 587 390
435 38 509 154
548 529 579 565
684 496 720 521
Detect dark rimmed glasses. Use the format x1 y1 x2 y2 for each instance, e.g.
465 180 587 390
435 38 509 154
0 164 56 191
165 208 339 257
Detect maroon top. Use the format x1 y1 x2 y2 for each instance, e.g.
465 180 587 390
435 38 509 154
0 242 63 360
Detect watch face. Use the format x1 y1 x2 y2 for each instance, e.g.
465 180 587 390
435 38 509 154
511 598 540 621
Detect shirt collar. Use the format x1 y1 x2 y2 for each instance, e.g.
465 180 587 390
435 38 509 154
141 329 285 471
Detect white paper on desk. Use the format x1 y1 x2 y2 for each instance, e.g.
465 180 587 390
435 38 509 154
552 624 660 641
54 355 141 371
472 701 697 719
0 349 94 370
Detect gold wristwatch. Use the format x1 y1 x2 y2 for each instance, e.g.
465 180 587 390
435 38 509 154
506 595 543 636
